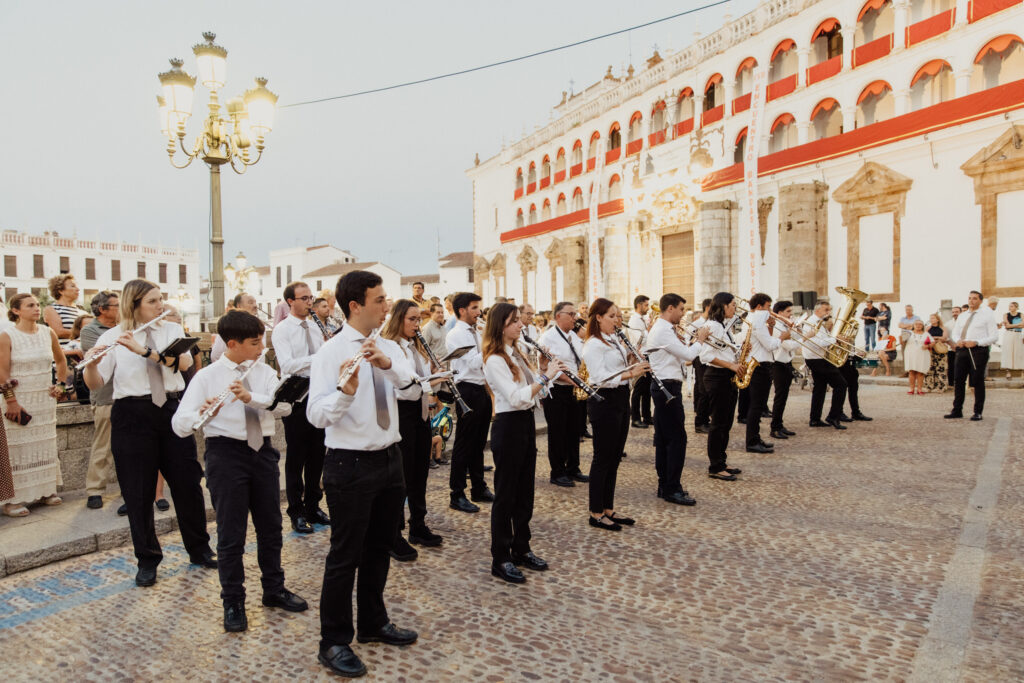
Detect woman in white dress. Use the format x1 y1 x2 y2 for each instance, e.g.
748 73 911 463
903 319 933 396
0 294 69 517
1000 301 1023 379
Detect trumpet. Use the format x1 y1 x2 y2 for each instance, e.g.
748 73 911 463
614 327 675 404
336 328 382 391
192 349 269 431
520 332 603 401
78 310 173 370
733 300 865 361
254 306 275 331
676 320 741 351
414 329 471 414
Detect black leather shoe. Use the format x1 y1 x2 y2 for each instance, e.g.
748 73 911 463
117 503 128 516
761 409 772 418
581 430 593 439
409 528 443 547
608 512 635 525
512 551 549 571
725 467 743 475
746 443 774 454
262 588 309 612
291 516 314 534
318 644 367 678
491 561 526 583
550 475 575 488
449 494 479 513
760 440 774 448
470 488 495 503
837 413 854 423
389 536 418 562
708 472 737 481
86 495 103 509
781 427 796 436
852 412 873 421
570 472 590 483
944 412 963 419
694 424 710 434
155 498 170 511
589 515 622 531
308 509 331 526
631 420 649 429
769 430 789 440
825 417 847 430
809 419 829 427
357 622 419 646
663 491 697 506
736 417 747 425
190 551 218 569
224 602 248 632
971 413 983 421
135 566 157 587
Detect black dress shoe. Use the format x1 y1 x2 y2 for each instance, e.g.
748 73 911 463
491 561 526 583
135 566 157 587
155 498 170 512
746 443 774 454
837 413 853 423
708 472 737 481
512 551 549 571
319 644 367 678
588 515 621 531
581 430 593 439
631 420 649 429
852 412 873 421
608 512 635 525
291 516 314 534
736 417 747 425
357 622 419 646
761 409 772 418
769 430 789 440
389 536 418 562
694 424 710 434
663 491 697 506
550 475 575 488
781 427 796 436
944 412 963 419
760 440 774 448
308 509 331 526
570 472 590 483
117 503 128 516
449 494 479 513
224 602 248 632
809 419 829 427
725 467 743 475
971 413 983 421
86 495 103 509
470 488 495 503
408 528 443 547
825 417 847 430
262 588 309 612
190 551 218 569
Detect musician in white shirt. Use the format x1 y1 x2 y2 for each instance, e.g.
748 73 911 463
445 292 494 513
627 295 653 428
743 293 790 454
644 294 710 506
171 311 306 632
307 270 419 678
697 292 746 481
538 302 589 487
946 290 1000 420
82 279 214 587
801 300 849 430
211 293 267 362
583 298 649 531
270 281 328 534
769 300 801 439
691 298 713 432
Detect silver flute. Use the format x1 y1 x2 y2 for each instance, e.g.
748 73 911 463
192 350 269 431
336 328 382 391
78 310 173 370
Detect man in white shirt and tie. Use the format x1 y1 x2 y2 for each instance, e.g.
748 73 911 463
691 298 713 433
802 300 848 430
946 290 999 421
627 295 653 429
538 301 589 488
270 281 328 534
307 270 419 678
743 293 790 454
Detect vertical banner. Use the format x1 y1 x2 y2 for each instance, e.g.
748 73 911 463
740 66 768 296
586 141 606 302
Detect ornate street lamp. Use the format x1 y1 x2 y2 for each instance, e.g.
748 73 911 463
156 31 277 318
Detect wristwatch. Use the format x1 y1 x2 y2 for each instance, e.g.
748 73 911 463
143 347 154 359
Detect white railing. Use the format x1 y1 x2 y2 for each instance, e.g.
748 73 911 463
0 230 198 260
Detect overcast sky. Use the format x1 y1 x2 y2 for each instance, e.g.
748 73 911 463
0 0 755 277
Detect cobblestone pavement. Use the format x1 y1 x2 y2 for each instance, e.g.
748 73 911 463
0 385 1021 681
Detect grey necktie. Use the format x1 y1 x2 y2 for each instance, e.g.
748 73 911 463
514 347 535 384
144 329 166 407
959 311 976 342
237 366 263 452
411 348 430 421
299 320 316 355
360 338 391 430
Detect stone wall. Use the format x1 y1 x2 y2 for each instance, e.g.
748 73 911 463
778 181 829 300
696 200 735 301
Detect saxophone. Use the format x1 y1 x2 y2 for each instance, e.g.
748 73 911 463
731 322 759 389
574 361 591 401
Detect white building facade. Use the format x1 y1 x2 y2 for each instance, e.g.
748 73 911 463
467 0 1024 320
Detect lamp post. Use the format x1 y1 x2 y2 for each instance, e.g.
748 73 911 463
156 31 278 318
223 251 257 298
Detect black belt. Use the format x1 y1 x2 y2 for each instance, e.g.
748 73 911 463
118 391 182 402
327 446 392 457
207 435 271 447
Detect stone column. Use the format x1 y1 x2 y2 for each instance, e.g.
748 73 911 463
723 79 735 118
696 201 734 302
797 121 810 146
797 47 810 87
564 237 587 304
842 106 856 134
894 88 911 116
603 222 630 307
893 0 910 52
955 0 968 26
777 182 829 302
954 69 971 98
841 26 855 71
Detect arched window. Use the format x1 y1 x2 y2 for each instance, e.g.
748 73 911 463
735 57 757 95
734 128 747 165
527 162 537 185
855 80 894 127
910 59 954 110
515 168 523 191
555 148 567 175
810 18 843 65
541 198 552 221
651 100 667 132
628 112 643 142
516 208 524 229
556 193 567 217
769 39 798 82
608 123 621 150
587 132 601 160
572 187 584 212
971 35 1024 92
571 140 583 166
810 98 842 140
856 0 894 46
541 155 551 184
608 174 622 200
703 74 723 111
675 88 695 125
769 113 797 153
528 204 537 225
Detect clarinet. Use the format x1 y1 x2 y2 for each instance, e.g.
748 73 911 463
614 327 676 404
413 329 472 415
520 332 603 401
192 350 269 431
311 313 331 341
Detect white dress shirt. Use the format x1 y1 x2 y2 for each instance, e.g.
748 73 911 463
271 314 324 378
538 326 584 385
645 317 700 382
446 320 485 385
772 322 800 363
698 321 737 366
484 347 537 412
171 355 291 439
798 314 833 361
393 338 432 421
583 334 630 388
748 310 781 363
950 306 999 347
95 321 188 399
306 324 416 451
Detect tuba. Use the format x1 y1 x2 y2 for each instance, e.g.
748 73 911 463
731 322 759 389
825 286 867 366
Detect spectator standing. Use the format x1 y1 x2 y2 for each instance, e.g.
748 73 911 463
420 303 448 361
860 300 879 350
1001 301 1023 379
924 313 950 393
876 303 893 339
44 274 84 356
82 291 120 510
904 320 933 395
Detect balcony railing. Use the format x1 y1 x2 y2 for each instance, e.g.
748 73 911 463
625 139 643 156
732 92 752 114
701 105 725 127
969 0 1022 22
806 55 842 85
853 34 893 68
648 129 667 147
766 73 797 101
905 9 954 46
674 117 695 137
605 148 621 163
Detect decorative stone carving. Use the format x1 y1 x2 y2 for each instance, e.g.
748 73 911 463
516 246 538 304
757 197 774 264
473 255 490 296
647 184 700 233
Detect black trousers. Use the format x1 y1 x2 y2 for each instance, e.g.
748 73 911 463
282 400 325 520
490 410 537 563
703 367 738 474
806 358 847 422
588 386 629 513
542 385 583 479
946 351 956 386
630 374 652 423
578 399 589 435
693 359 711 427
770 362 794 431
952 346 989 415
204 436 284 604
110 397 211 569
449 382 491 495
397 400 431 533
745 363 773 447
737 385 750 422
320 446 405 650
652 379 686 495
840 360 861 414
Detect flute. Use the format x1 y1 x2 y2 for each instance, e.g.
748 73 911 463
414 329 472 414
520 332 603 401
78 310 173 370
336 328 382 391
614 327 675 404
192 350 269 431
